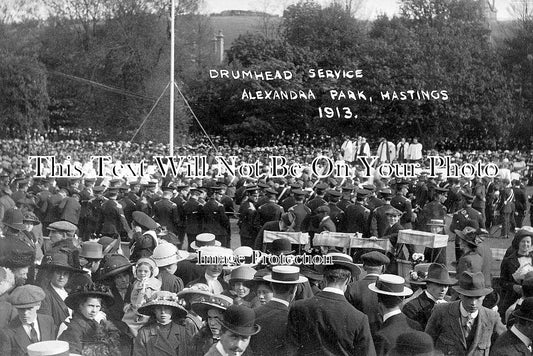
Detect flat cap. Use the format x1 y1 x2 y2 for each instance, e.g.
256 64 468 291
8 285 46 308
361 251 390 266
47 221 77 232
315 205 330 214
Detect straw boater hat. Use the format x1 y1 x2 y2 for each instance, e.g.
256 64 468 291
151 242 189 267
233 246 263 267
369 274 413 296
191 293 233 320
263 266 308 284
452 271 493 297
138 291 188 319
427 219 445 227
325 252 361 278
190 233 221 250
27 340 80 356
219 305 261 336
64 283 115 310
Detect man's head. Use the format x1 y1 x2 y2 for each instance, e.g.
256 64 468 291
369 274 413 312
47 221 77 243
513 297 533 339
453 271 492 314
8 285 46 325
361 251 389 275
219 305 261 356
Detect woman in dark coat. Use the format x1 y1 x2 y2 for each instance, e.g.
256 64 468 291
59 283 121 356
133 290 198 356
498 231 533 319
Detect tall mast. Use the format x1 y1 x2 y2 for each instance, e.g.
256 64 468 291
169 0 175 156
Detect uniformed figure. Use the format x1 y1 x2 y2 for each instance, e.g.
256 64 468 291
238 186 261 248
257 188 284 227
369 188 393 238
288 190 310 232
450 192 484 261
98 187 131 240
337 184 354 212
153 185 180 235
203 187 230 247
183 188 204 248
344 188 371 236
326 190 345 231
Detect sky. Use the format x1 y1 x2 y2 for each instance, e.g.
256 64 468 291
200 0 523 21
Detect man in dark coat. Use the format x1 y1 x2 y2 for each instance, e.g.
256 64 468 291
490 297 533 356
287 253 376 356
59 188 81 225
184 188 204 247
345 251 389 335
450 192 484 261
257 188 284 227
250 266 307 356
369 188 393 238
402 263 457 330
369 274 421 356
288 190 310 232
0 285 55 356
98 187 131 240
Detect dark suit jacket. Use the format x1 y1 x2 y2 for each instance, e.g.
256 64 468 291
153 198 180 234
175 259 205 286
59 196 81 225
402 291 435 330
38 283 70 333
251 300 290 356
0 314 55 356
490 329 532 356
257 201 284 226
287 290 376 356
373 312 422 356
344 203 370 236
345 274 381 335
425 301 506 356
202 199 230 236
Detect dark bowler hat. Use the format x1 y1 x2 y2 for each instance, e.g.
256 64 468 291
513 297 533 322
326 252 361 277
423 263 457 285
389 330 435 356
8 285 46 308
452 271 493 297
369 274 413 296
269 238 294 255
263 266 308 284
361 251 390 266
3 208 26 230
132 211 159 230
65 283 114 310
219 305 261 336
47 221 77 232
37 252 85 274
93 254 133 281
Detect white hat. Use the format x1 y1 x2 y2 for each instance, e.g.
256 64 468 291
368 274 413 296
190 233 221 250
27 341 80 356
263 266 308 284
151 242 189 267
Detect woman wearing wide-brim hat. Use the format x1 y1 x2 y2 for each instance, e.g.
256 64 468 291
134 291 198 356
36 251 87 334
190 293 233 356
221 266 258 308
59 283 121 356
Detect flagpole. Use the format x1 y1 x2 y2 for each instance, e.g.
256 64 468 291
169 0 175 157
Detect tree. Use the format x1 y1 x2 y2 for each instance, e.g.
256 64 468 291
0 51 49 137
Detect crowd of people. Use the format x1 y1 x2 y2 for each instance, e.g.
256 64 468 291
0 135 532 355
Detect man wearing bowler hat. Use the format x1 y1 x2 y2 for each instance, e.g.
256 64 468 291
205 304 261 356
491 297 533 356
0 285 55 356
425 271 506 355
403 263 457 330
250 266 308 356
346 251 390 335
287 252 376 355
